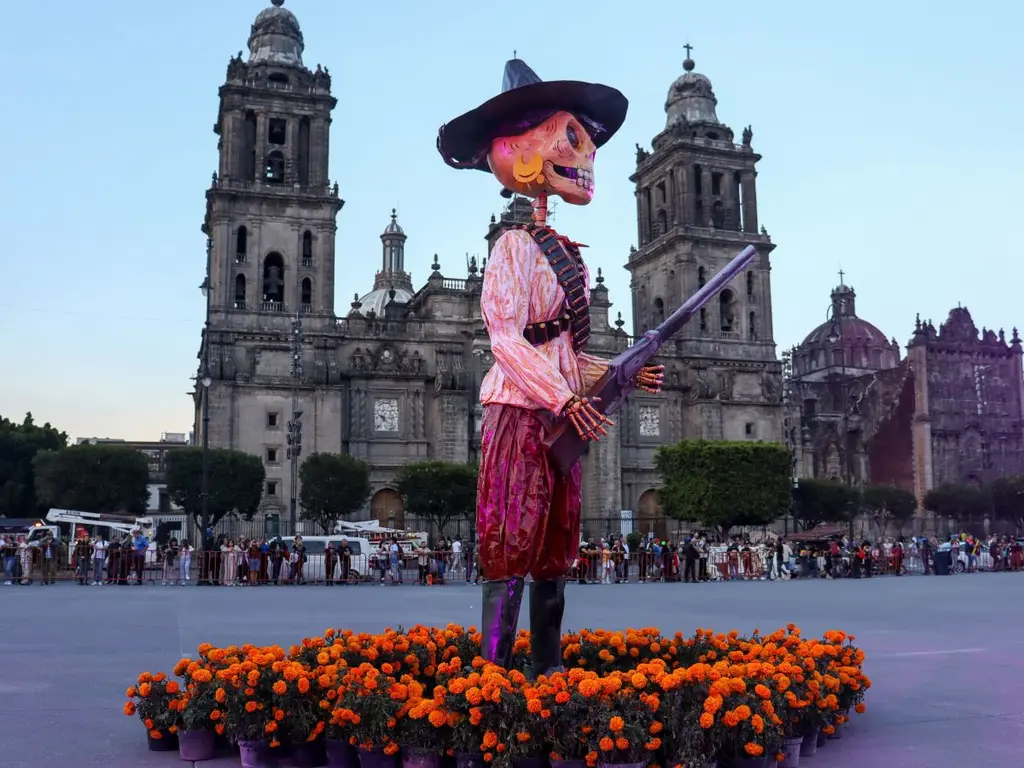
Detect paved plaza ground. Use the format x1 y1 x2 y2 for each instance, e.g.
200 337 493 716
3 574 1023 768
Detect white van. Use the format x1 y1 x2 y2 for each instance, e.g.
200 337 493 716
280 536 372 583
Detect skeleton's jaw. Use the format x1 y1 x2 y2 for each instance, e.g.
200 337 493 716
548 162 595 204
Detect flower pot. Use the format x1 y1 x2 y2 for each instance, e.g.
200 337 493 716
515 758 548 768
328 739 360 768
178 729 216 761
456 753 485 768
815 731 826 748
239 739 270 768
404 751 442 768
295 740 328 767
827 719 845 740
359 747 400 768
799 727 818 757
551 760 586 768
780 737 803 768
734 758 768 768
146 730 179 752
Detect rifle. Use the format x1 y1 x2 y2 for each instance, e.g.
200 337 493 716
543 244 758 476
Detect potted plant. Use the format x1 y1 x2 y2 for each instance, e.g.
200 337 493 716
338 663 404 768
173 664 219 761
581 672 662 768
124 673 180 751
273 664 328 767
537 673 596 768
495 673 548 768
657 667 717 768
219 650 284 768
393 676 450 768
434 658 504 768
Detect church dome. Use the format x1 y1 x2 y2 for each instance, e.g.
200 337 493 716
793 283 901 381
665 54 722 128
248 0 305 67
357 286 414 317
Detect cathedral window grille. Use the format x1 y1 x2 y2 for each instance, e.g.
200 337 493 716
236 226 248 263
719 289 735 332
262 252 285 310
264 150 286 184
711 172 722 196
746 270 754 298
652 298 665 327
711 200 725 228
301 278 313 313
267 73 290 89
268 118 287 146
655 209 668 237
302 231 314 267
699 308 708 332
234 274 247 310
697 266 706 287
748 311 758 341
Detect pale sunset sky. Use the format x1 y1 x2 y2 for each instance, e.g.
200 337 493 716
0 0 1019 441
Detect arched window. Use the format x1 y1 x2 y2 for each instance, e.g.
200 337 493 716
652 298 665 327
264 150 285 183
746 270 754 297
234 274 247 310
697 266 706 288
699 308 707 332
748 311 758 341
719 289 735 332
236 226 248 263
302 231 313 266
268 72 290 89
655 209 668 237
262 252 285 307
711 199 725 228
301 278 313 311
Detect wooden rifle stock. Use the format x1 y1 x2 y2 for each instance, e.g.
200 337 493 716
543 245 758 476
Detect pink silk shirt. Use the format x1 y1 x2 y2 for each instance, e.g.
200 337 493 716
479 228 608 415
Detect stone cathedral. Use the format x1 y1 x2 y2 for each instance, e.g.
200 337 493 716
195 1 783 537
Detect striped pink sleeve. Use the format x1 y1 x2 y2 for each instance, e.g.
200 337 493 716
481 230 576 415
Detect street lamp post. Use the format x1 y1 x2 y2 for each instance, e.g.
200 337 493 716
198 238 213 584
287 314 304 534
826 297 855 541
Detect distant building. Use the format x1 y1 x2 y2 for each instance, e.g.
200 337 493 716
193 2 784 539
788 284 1024 522
73 434 189 515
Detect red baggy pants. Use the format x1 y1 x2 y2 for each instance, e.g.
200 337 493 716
476 404 582 581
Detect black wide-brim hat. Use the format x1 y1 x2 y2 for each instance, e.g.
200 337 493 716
437 58 628 172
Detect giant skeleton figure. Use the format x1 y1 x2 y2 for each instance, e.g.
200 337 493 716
437 59 663 677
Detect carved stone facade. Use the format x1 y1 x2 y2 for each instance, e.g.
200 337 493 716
624 52 784 518
193 7 785 534
788 286 1024 513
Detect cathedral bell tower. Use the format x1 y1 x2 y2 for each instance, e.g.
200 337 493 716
203 0 344 332
625 47 781 444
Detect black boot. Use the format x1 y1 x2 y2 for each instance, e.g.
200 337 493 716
480 578 524 669
528 579 566 679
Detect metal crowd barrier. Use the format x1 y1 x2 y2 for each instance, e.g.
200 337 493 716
4 545 1023 585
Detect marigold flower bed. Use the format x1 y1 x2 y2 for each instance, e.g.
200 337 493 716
124 624 869 768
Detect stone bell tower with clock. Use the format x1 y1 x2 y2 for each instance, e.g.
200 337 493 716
621 47 783 508
197 0 346 515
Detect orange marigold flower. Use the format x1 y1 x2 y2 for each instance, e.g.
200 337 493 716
698 713 714 729
516 732 530 743
148 730 162 740
615 737 629 751
123 702 136 717
245 701 259 713
598 737 614 752
744 743 764 757
273 681 287 695
855 703 866 714
609 716 625 733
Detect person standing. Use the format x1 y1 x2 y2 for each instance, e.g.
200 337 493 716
682 537 698 583
338 539 352 584
132 529 149 585
40 534 59 585
73 534 92 585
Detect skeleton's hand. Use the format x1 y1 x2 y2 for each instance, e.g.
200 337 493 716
562 395 613 442
634 364 665 394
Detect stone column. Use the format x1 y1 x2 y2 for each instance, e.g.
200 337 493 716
637 188 651 246
681 165 696 227
741 171 759 233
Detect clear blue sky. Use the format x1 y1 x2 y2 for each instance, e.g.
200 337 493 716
1 0 1019 441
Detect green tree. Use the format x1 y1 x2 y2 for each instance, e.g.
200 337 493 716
0 413 68 518
299 452 372 534
792 478 860 530
654 440 792 535
33 444 150 516
394 460 478 536
861 484 917 533
990 475 1024 531
924 482 989 522
165 448 265 529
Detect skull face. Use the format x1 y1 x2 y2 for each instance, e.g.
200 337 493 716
487 111 597 205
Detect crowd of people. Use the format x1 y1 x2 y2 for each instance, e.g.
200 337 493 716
2 526 1022 586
